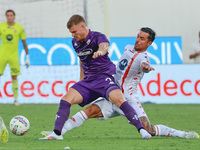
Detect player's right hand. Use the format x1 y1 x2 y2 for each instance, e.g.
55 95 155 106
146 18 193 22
141 62 154 73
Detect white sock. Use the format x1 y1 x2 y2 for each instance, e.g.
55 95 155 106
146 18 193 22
154 124 184 138
61 110 88 135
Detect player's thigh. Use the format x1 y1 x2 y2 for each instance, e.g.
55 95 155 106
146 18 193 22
0 58 8 75
8 58 20 75
108 89 126 107
62 87 83 105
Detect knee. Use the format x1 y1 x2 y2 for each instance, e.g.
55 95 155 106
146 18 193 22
116 98 126 106
109 95 126 107
12 76 17 80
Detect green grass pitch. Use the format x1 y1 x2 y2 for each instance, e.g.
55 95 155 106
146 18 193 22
0 104 200 150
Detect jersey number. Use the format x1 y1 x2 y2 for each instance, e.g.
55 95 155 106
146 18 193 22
105 78 114 84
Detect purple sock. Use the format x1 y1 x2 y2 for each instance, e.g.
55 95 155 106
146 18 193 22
54 100 71 135
120 101 143 131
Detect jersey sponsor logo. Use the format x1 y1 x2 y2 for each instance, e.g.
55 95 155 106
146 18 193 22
6 34 13 41
119 59 128 70
7 26 14 29
76 48 93 56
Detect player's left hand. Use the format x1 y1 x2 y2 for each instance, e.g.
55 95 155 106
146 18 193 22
141 62 154 73
92 51 103 59
25 55 30 68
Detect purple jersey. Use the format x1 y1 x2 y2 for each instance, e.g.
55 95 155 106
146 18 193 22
72 30 116 76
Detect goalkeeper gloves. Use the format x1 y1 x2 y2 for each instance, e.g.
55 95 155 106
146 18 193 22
25 55 30 68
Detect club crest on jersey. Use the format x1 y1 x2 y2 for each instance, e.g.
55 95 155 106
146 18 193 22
6 34 13 41
119 59 128 70
77 48 93 56
74 42 78 46
86 39 91 45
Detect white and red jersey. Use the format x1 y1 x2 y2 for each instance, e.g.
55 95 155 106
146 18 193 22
115 44 150 96
95 44 151 118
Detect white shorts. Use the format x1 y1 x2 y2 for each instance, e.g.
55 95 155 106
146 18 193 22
92 98 120 120
93 95 147 121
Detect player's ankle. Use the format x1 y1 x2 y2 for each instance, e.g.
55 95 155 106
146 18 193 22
54 129 61 135
138 127 145 133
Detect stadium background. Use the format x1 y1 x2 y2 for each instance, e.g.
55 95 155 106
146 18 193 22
0 0 200 104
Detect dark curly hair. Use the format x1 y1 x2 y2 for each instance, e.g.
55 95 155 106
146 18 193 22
141 27 156 42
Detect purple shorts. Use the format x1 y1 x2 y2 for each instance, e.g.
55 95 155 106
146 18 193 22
71 74 120 107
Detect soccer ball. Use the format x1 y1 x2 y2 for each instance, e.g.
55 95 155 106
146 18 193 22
9 115 30 136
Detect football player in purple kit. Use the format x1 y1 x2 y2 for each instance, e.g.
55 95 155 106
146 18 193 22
39 14 151 140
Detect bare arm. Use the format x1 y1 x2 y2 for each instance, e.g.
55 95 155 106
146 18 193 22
92 42 109 59
79 60 85 81
22 40 28 55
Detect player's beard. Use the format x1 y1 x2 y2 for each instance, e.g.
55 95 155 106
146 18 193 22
134 43 140 51
134 43 147 52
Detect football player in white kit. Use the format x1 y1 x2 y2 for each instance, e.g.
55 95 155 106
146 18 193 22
41 27 199 139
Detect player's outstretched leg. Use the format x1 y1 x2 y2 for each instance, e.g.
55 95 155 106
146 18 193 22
182 131 199 139
154 125 199 139
0 116 9 143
